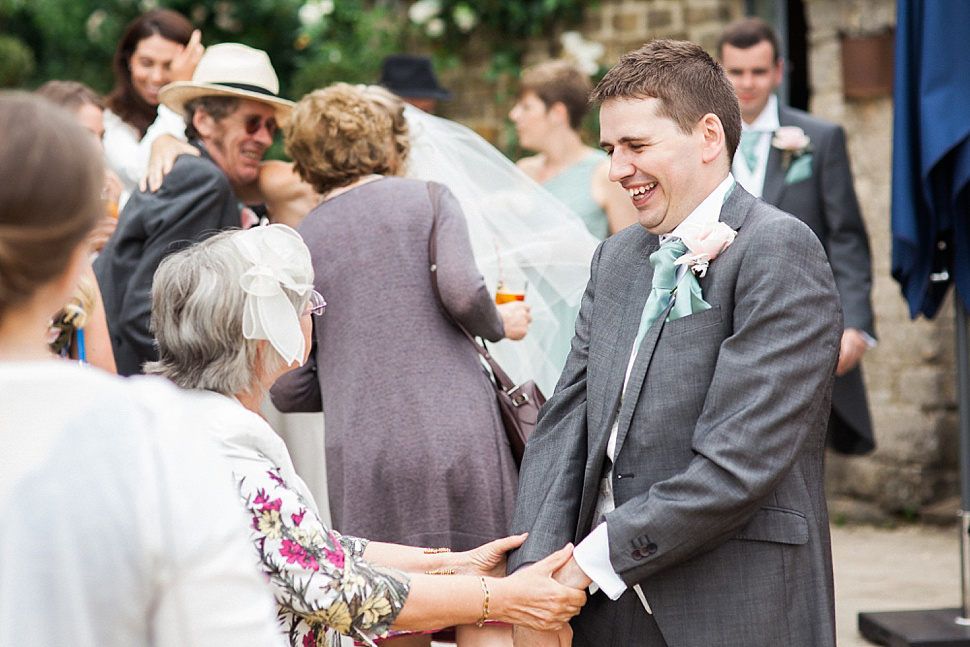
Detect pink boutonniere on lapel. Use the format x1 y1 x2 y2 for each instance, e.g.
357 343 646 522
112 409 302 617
771 126 812 171
674 221 737 278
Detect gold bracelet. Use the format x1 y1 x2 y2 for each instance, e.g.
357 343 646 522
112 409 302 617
476 576 490 627
423 547 452 554
424 568 457 575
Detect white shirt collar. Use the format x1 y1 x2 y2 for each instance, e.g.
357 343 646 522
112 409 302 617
659 174 736 245
743 94 780 132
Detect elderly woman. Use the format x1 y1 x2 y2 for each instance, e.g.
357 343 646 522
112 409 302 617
146 224 584 647
0 92 282 647
273 81 533 643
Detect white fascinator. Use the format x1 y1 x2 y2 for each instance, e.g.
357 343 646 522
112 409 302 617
233 224 314 365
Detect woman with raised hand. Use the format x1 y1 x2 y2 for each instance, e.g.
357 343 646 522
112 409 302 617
103 8 203 207
146 224 585 647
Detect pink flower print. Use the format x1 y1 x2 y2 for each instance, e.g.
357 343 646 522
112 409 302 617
267 468 285 486
280 539 320 571
291 508 306 526
254 489 269 506
261 497 282 513
322 545 345 569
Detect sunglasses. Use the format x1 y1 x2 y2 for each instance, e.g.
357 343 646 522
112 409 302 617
304 289 327 317
243 114 279 138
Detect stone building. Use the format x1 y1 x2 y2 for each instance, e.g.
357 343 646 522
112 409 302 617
438 0 958 522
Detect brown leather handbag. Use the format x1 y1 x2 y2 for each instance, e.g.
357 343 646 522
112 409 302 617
426 182 546 467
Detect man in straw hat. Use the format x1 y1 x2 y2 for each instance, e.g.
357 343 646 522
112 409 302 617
95 42 293 376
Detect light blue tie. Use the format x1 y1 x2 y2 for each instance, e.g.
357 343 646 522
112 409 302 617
739 130 763 172
631 239 711 358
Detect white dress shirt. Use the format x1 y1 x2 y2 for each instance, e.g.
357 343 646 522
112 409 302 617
732 94 780 197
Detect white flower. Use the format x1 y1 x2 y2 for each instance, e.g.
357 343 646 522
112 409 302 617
425 16 446 38
674 221 737 277
771 126 811 154
299 0 334 25
85 9 107 42
298 1 325 26
452 4 478 32
409 0 441 25
560 31 605 76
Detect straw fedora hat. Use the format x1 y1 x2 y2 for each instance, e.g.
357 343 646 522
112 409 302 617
159 43 293 120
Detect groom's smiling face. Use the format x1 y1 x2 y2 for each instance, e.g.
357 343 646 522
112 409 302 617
599 96 709 236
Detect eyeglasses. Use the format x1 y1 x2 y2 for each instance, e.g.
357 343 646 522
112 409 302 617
304 289 327 317
243 114 279 138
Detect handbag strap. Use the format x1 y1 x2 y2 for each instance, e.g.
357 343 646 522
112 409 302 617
426 182 518 393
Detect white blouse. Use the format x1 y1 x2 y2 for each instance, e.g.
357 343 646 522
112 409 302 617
102 104 187 209
0 362 284 647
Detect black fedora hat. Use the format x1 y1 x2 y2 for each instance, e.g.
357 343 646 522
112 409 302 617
379 54 452 100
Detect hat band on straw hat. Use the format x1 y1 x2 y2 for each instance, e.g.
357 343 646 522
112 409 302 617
211 82 279 97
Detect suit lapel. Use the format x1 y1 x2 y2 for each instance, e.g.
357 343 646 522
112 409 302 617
762 106 793 205
576 238 657 535
611 298 675 454
595 238 657 435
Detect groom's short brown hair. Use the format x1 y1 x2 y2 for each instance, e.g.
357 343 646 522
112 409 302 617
591 39 741 162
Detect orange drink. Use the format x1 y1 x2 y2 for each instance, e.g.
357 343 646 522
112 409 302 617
495 277 527 304
495 289 526 304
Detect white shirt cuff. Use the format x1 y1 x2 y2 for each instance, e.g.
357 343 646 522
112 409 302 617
573 522 627 600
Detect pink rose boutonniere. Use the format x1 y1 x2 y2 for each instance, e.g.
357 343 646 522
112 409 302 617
771 126 812 171
674 221 737 277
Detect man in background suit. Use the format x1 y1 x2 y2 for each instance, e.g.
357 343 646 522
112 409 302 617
719 17 876 455
508 39 842 646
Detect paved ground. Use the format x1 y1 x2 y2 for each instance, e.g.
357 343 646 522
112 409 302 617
430 522 963 647
832 522 961 646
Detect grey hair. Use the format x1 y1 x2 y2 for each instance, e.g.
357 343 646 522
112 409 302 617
145 229 306 396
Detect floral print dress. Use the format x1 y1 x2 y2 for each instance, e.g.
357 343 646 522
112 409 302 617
205 394 411 647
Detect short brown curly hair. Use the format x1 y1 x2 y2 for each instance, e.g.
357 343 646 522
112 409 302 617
284 83 396 195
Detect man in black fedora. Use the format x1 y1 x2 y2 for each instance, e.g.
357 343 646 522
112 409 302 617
379 53 451 114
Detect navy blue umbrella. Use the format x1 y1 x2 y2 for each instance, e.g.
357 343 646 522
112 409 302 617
867 2 970 642
891 0 970 319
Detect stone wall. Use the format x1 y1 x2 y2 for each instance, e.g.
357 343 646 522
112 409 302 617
438 0 959 520
804 0 958 520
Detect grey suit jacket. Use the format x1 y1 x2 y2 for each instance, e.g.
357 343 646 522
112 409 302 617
509 186 842 647
94 146 241 376
763 105 875 454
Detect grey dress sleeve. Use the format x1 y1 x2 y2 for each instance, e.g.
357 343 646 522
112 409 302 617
430 182 505 341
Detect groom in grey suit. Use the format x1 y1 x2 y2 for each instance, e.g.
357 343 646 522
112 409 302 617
719 17 876 455
508 40 842 646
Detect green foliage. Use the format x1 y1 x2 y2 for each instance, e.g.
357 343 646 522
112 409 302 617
0 33 34 87
0 0 589 98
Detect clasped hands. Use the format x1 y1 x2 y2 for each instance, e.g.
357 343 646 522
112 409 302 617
513 555 591 647
448 534 588 638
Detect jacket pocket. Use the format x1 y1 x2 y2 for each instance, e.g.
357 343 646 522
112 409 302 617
663 304 722 337
733 505 809 545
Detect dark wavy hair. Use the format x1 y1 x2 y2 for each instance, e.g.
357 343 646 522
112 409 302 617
104 9 194 138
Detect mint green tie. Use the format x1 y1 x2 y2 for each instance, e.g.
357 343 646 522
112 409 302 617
739 130 762 172
631 239 711 358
